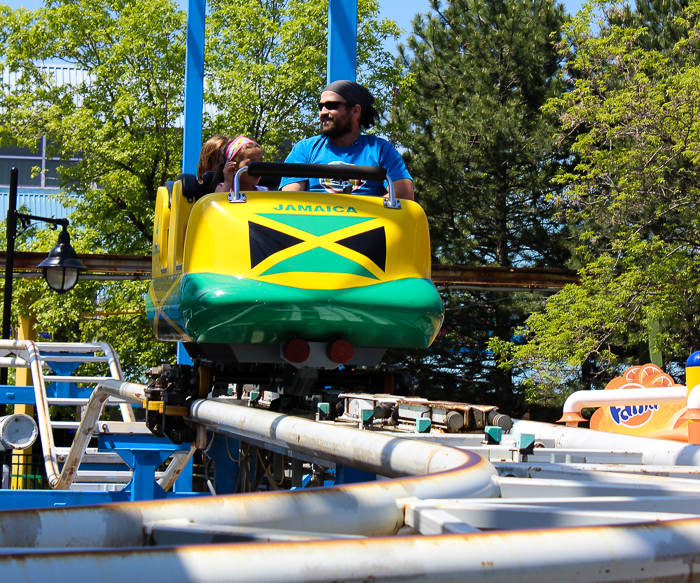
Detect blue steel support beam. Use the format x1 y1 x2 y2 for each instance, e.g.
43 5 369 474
0 489 200 511
179 0 205 364
182 0 206 175
335 464 376 484
100 434 193 501
327 0 358 83
208 434 240 494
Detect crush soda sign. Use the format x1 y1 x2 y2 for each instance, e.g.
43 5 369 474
610 404 660 427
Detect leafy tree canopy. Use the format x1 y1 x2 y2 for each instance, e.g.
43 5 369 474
204 0 402 159
394 0 570 267
0 0 186 253
389 0 569 414
491 0 700 405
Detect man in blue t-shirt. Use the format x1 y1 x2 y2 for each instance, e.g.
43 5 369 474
280 81 414 200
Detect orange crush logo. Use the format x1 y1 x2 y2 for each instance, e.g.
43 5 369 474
610 404 660 427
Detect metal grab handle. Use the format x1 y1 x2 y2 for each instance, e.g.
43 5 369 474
230 162 400 208
229 167 249 203
247 161 387 182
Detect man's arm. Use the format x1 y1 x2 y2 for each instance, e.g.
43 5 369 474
379 139 414 201
392 179 414 201
281 181 308 192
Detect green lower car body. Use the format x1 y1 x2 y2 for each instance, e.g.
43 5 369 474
146 273 444 348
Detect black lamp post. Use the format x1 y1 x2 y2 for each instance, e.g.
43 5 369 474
1 167 87 384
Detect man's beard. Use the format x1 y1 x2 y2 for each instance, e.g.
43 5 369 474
321 113 353 139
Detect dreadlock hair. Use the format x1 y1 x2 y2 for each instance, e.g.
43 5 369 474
359 104 380 130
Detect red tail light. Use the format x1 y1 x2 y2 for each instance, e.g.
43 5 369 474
283 339 310 363
327 339 354 364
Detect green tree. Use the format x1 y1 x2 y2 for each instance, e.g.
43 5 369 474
204 0 402 159
0 219 173 381
491 0 700 405
613 0 693 52
0 0 186 253
390 0 569 414
1 0 403 244
0 0 185 377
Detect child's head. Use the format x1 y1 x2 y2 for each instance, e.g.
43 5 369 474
225 136 263 188
197 134 230 182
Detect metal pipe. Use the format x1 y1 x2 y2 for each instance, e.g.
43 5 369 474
0 357 30 368
686 384 700 410
21 339 61 486
97 341 135 422
0 339 186 489
0 339 103 487
511 419 700 466
560 386 688 415
0 400 499 549
188 398 484 478
157 444 197 492
42 372 187 490
46 398 130 406
4 518 700 582
34 342 114 352
54 379 146 489
0 339 138 485
43 375 117 383
35 355 108 363
0 168 18 387
6 416 700 581
231 166 248 202
383 175 399 209
0 414 37 451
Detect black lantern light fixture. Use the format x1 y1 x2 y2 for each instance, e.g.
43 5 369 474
37 222 86 294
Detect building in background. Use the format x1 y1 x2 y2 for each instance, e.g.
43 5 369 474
0 65 87 219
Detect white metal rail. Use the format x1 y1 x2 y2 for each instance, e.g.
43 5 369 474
0 340 135 488
0 412 700 583
5 396 700 580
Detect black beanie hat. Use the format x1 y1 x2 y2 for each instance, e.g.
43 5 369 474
322 80 374 107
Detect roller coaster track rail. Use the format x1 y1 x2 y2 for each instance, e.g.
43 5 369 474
0 252 580 290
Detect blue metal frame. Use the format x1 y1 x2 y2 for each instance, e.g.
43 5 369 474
99 434 194 501
336 465 376 484
327 0 358 83
0 487 203 511
0 360 199 505
206 434 240 494
179 0 358 177
182 0 206 175
0 432 201 510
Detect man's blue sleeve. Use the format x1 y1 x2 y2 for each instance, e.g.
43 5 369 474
279 142 309 189
380 142 412 183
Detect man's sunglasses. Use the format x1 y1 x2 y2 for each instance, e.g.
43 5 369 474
317 101 356 111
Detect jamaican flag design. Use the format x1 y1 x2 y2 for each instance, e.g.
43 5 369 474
147 189 443 347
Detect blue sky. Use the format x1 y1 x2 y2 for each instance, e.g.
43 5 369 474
381 0 584 44
2 0 585 48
